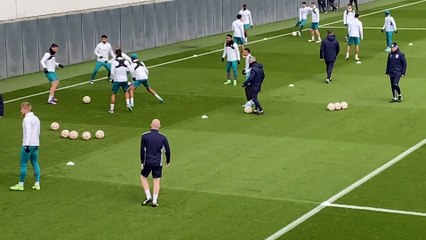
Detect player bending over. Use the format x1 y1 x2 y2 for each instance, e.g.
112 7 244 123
128 53 164 107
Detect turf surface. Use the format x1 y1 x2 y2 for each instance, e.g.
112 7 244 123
1 0 426 239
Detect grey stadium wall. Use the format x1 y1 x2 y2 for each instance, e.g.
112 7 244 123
0 0 373 79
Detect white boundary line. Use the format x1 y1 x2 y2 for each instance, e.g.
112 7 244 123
5 0 425 104
323 26 426 31
266 138 426 240
326 203 426 217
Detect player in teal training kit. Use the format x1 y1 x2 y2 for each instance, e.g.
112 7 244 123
10 102 41 191
381 10 398 53
90 35 115 84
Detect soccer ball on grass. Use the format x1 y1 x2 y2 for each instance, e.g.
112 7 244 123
95 130 105 139
82 96 91 104
50 122 60 131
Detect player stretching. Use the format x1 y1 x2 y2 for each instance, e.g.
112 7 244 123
128 53 164 107
222 34 240 86
295 2 310 36
40 43 64 105
232 14 246 52
308 2 321 43
109 48 132 113
382 10 398 53
90 35 115 84
343 4 356 41
346 13 363 61
239 4 253 41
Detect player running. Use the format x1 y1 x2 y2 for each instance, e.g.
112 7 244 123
232 14 246 52
109 48 132 113
127 53 164 107
308 2 321 43
382 10 398 53
40 43 64 105
345 13 363 61
239 4 253 41
90 35 115 84
294 2 310 36
222 34 241 86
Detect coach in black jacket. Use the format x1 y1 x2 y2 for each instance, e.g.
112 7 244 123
320 29 340 84
140 119 171 207
242 56 265 114
386 42 407 103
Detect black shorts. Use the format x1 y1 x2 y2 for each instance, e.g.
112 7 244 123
141 165 163 178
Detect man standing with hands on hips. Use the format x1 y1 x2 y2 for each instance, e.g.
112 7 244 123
140 119 171 207
386 42 407 103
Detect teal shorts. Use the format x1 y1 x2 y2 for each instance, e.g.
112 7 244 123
233 37 245 45
132 79 150 88
348 36 361 45
310 22 319 30
296 19 307 27
244 24 251 30
112 82 129 94
45 72 58 82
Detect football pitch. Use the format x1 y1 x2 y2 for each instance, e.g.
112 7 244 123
1 0 426 239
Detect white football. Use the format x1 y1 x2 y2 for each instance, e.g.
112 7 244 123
61 129 70 138
82 131 91 140
327 103 335 111
334 102 342 110
244 106 253 114
50 122 60 131
69 130 79 140
340 101 349 110
95 130 105 139
291 31 297 37
82 96 91 104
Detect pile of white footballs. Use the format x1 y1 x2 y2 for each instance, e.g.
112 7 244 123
327 101 349 111
50 122 105 140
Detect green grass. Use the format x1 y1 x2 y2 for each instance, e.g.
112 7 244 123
1 0 426 239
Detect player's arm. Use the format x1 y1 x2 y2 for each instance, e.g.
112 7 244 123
385 55 390 75
360 22 364 40
108 44 115 59
243 70 255 86
401 54 407 76
222 43 226 61
40 53 49 69
23 118 32 147
235 43 240 61
163 138 171 165
140 135 147 165
336 41 340 56
343 11 347 25
391 17 397 32
94 44 102 58
249 11 253 26
110 62 116 79
320 42 324 60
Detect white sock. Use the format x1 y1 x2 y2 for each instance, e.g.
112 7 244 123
35 182 40 186
346 52 349 58
126 99 130 105
145 190 151 200
130 98 134 105
355 54 359 59
154 94 161 100
110 104 114 111
48 94 53 101
153 194 158 204
317 37 321 41
311 36 315 41
19 182 24 186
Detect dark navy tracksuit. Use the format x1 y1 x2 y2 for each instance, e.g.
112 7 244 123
0 92 4 117
386 49 407 98
140 129 171 178
320 34 340 80
243 62 265 111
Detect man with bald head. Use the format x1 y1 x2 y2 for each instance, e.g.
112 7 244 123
140 119 171 207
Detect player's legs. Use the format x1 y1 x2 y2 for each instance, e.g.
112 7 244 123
10 147 29 191
346 44 352 60
393 75 402 101
48 80 59 104
355 44 360 60
152 178 161 207
90 61 103 82
225 62 232 84
309 26 315 42
251 91 263 113
105 62 112 80
29 147 40 189
231 61 238 84
326 61 334 82
109 93 116 113
123 85 132 111
386 31 393 49
314 29 321 42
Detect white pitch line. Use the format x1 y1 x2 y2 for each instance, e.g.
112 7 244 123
5 0 426 105
323 26 426 31
326 203 426 217
266 138 426 240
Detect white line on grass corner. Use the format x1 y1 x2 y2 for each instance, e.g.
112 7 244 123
327 203 426 217
5 0 426 105
265 138 426 240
